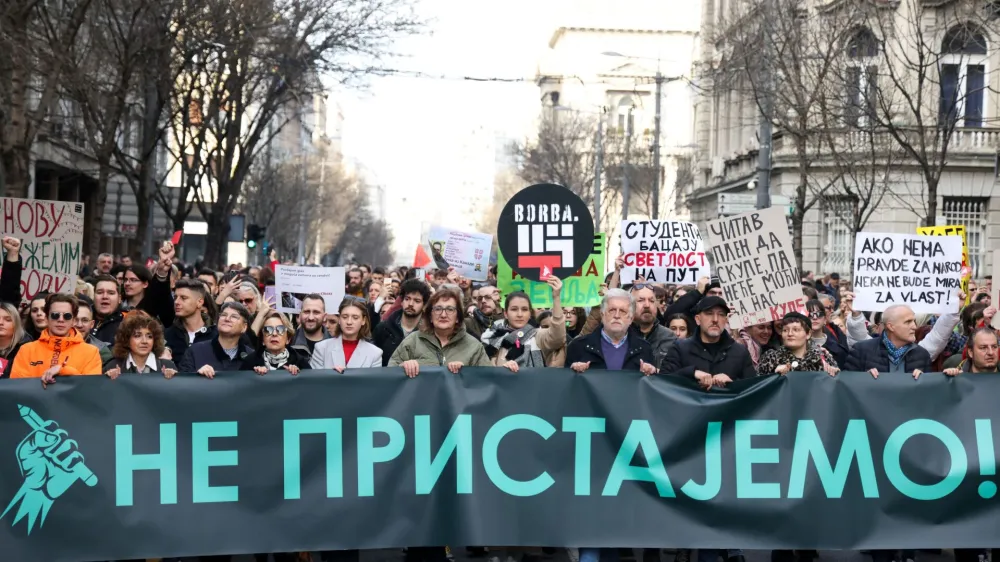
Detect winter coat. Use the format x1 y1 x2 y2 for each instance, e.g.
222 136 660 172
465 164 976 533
564 326 655 371
373 309 417 367
241 346 312 371
103 355 178 375
661 329 756 381
756 343 837 376
844 336 931 373
178 337 255 373
10 329 103 378
482 315 567 369
388 325 491 368
0 332 33 379
310 336 383 369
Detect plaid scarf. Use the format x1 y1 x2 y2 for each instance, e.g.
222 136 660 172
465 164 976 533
881 332 912 366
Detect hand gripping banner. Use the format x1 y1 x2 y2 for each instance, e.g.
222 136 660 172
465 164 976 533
0 369 998 560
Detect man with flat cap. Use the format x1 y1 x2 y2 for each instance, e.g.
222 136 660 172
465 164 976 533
661 295 756 389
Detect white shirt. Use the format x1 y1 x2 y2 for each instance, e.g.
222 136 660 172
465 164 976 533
126 354 158 374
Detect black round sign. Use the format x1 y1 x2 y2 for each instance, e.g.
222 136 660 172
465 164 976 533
497 183 595 282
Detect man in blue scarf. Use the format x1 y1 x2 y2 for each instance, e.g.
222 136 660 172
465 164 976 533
845 304 931 378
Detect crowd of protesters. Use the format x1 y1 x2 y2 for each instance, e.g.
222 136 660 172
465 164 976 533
2 239 994 562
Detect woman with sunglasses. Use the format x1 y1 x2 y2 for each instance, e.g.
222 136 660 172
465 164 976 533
242 310 310 373
311 297 383 370
104 311 178 378
804 299 849 368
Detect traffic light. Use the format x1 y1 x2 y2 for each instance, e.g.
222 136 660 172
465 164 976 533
247 224 265 249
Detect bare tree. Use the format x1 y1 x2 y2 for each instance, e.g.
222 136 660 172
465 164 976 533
714 0 857 266
861 0 1000 226
0 0 95 196
512 111 599 207
324 180 393 266
162 0 419 268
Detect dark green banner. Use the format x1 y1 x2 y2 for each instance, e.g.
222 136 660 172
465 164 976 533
0 369 997 561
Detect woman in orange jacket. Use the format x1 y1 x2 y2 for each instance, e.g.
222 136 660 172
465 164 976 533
10 294 103 384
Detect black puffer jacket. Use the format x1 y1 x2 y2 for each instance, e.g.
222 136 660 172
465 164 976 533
844 337 930 373
373 309 407 367
662 329 756 381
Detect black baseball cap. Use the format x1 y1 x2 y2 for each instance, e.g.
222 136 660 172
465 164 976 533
782 311 811 326
694 296 731 314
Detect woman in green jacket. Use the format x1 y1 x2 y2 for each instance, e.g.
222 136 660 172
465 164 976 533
389 287 491 376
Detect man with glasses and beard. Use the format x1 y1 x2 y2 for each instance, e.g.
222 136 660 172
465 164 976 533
374 279 431 366
630 282 677 370
12 294 102 383
465 284 502 340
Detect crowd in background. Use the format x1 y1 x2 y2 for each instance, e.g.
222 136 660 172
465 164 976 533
0 243 993 562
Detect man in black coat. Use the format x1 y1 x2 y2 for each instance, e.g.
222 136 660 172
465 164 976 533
662 296 756 389
566 289 657 375
844 304 929 378
372 279 430 366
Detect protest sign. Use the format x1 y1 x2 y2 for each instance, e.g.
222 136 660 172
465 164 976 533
5 371 1000 561
0 197 84 300
704 206 802 329
499 233 605 308
619 220 709 284
852 233 962 314
274 265 345 314
917 225 970 305
496 183 595 281
426 225 493 281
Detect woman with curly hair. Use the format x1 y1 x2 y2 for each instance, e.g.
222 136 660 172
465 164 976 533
104 311 178 379
757 312 839 377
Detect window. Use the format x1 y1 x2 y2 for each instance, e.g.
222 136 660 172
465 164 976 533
943 197 989 279
617 96 635 135
820 197 856 276
846 27 879 127
939 26 988 128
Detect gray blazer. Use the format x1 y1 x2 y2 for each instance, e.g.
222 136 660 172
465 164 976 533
310 336 383 370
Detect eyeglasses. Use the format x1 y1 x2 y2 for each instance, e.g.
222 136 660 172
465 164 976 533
808 311 825 319
632 283 655 290
263 325 288 336
432 306 457 315
219 313 244 323
49 312 73 321
238 298 255 305
123 277 142 285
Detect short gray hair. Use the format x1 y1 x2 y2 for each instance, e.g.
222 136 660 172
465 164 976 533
97 252 113 261
601 288 635 316
818 293 835 305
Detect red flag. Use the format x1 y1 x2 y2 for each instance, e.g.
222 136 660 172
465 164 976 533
413 244 433 268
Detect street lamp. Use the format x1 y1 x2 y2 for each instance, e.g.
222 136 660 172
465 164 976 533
601 51 682 220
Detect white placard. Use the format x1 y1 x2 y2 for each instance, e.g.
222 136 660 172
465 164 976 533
619 220 709 284
704 207 803 330
852 233 963 315
1 197 85 301
426 225 493 281
274 265 345 314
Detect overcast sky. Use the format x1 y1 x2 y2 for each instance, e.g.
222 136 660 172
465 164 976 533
334 0 560 260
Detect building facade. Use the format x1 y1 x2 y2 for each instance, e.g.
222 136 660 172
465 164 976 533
691 0 1000 279
535 0 702 240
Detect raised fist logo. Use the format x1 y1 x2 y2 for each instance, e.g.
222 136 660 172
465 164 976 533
2 404 97 534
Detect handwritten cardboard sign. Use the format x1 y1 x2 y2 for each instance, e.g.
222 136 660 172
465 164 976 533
619 220 709 285
704 207 802 329
853 233 962 315
0 198 84 301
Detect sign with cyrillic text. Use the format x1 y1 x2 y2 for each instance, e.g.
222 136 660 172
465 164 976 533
619 220 708 285
3 371 1000 561
426 225 493 281
705 206 802 329
853 233 962 314
0 197 84 300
